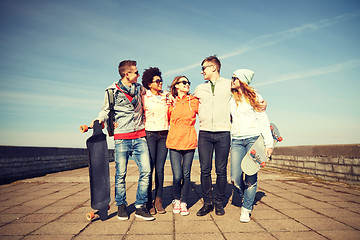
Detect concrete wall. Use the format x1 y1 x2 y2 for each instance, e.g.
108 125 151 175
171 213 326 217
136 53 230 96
0 146 114 184
267 144 360 185
1 144 359 185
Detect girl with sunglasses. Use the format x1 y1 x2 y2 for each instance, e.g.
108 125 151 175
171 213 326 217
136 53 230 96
142 67 171 215
166 76 199 216
230 69 273 223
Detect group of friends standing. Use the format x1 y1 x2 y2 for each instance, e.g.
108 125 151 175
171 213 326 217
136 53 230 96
90 55 274 223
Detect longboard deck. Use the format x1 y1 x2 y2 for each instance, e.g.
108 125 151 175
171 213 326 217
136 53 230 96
241 123 283 175
86 121 111 221
241 135 267 175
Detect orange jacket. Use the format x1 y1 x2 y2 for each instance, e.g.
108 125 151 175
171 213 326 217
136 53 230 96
166 94 199 150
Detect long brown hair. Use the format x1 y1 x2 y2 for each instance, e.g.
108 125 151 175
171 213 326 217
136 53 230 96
169 76 189 97
231 80 261 111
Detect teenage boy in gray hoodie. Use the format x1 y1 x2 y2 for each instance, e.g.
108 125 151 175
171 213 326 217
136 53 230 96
90 60 155 221
194 55 266 217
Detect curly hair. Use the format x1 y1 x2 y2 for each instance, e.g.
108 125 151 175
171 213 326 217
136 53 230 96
142 67 162 90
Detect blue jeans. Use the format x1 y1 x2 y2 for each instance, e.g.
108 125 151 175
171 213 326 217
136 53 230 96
114 137 151 207
198 131 230 205
169 149 195 204
145 130 168 200
231 136 259 210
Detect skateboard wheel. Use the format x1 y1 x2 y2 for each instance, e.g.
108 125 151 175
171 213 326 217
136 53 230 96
80 125 89 133
250 149 256 155
260 162 266 168
277 137 283 142
86 212 95 221
270 125 274 130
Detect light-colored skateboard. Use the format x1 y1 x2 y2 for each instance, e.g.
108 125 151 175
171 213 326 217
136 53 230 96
241 123 283 175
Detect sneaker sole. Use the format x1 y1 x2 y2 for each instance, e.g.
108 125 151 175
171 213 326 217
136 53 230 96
135 214 155 221
240 218 250 223
117 216 129 220
180 211 189 216
173 210 180 214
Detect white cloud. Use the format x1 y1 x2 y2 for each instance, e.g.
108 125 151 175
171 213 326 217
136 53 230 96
165 10 360 75
254 59 360 87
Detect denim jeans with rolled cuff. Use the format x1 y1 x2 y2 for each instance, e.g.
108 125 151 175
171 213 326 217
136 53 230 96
114 137 151 207
145 130 168 200
169 149 195 204
198 131 230 205
230 135 259 210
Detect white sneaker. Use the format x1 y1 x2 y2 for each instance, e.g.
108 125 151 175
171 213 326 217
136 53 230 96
180 202 189 216
240 207 251 223
172 200 181 214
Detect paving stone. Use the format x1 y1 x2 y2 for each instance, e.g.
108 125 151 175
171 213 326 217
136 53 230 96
0 160 359 239
299 217 354 231
317 230 360 240
256 218 310 232
271 231 327 239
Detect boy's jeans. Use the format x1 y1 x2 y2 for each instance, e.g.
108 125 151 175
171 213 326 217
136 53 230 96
114 137 151 207
231 136 259 210
198 131 230 205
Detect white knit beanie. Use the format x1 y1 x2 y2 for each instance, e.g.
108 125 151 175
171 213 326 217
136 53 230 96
233 69 254 85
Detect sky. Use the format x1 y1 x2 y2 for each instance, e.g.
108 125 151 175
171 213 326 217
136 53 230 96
0 0 359 149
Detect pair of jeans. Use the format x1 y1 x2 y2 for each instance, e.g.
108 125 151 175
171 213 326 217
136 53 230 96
145 130 168 200
230 135 259 210
169 149 195 204
198 131 230 205
114 137 151 207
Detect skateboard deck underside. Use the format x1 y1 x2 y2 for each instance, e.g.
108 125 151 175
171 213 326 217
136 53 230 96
87 132 110 220
241 135 267 176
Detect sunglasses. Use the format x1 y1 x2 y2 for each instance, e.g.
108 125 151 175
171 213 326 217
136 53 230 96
177 80 191 86
232 76 239 82
201 65 213 71
152 79 163 84
128 71 139 75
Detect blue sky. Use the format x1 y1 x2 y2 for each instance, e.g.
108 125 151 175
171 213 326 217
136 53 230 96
0 0 359 148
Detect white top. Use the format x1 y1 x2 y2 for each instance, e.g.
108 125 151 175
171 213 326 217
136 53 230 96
143 90 169 131
230 92 273 148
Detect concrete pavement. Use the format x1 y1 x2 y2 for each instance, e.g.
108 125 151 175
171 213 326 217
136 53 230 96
0 160 359 239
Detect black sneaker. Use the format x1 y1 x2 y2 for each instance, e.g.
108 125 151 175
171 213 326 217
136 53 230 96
135 205 155 221
117 204 129 220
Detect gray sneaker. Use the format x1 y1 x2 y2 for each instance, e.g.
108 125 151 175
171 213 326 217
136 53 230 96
117 204 129 220
135 205 155 221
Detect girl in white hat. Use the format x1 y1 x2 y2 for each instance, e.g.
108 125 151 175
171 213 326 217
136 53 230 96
230 69 273 223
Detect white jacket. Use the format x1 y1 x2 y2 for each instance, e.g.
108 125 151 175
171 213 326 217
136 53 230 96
230 92 273 148
143 90 169 131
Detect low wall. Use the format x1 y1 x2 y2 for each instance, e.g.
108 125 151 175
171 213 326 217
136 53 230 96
0 146 114 184
1 144 359 185
267 144 360 185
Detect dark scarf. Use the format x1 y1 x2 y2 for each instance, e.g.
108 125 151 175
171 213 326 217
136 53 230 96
117 80 141 109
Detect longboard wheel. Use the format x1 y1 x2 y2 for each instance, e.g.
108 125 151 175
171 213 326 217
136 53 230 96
80 125 89 133
270 125 274 130
250 149 256 156
260 162 266 168
277 137 283 142
86 212 95 221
